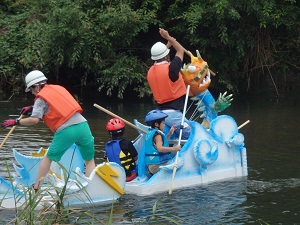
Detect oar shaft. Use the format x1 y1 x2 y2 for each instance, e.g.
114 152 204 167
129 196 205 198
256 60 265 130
169 85 190 195
0 114 23 149
238 120 250 130
93 103 146 134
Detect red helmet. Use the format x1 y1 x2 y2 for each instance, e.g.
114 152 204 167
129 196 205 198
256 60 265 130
106 118 125 134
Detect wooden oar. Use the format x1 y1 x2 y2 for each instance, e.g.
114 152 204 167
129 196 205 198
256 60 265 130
0 114 23 149
93 103 147 134
169 85 190 195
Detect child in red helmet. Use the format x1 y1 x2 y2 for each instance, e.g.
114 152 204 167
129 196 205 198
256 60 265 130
105 118 138 182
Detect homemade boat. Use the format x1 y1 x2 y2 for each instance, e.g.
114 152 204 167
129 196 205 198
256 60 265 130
0 144 126 209
0 114 248 207
124 49 247 196
125 115 248 196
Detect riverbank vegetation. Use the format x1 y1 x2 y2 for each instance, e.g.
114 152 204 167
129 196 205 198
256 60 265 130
1 0 299 99
1 160 182 224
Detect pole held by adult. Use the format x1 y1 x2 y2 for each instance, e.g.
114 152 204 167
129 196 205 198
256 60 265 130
0 114 23 149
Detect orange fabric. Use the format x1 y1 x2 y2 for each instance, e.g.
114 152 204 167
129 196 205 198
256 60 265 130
147 63 186 104
35 85 82 132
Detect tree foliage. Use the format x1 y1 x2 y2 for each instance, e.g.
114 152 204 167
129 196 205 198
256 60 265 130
165 0 300 95
0 0 299 98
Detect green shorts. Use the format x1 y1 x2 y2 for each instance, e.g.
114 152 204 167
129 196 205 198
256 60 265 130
47 121 95 162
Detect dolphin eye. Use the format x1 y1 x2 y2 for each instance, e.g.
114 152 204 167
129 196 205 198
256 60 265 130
188 65 196 73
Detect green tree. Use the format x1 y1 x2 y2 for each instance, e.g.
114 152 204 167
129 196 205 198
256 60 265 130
1 0 299 99
22 0 159 98
0 0 30 95
160 0 300 95
1 0 158 98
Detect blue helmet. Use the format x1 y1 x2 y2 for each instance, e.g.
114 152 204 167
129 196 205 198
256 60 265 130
145 110 168 123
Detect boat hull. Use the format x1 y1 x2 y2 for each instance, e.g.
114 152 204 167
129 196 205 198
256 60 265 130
1 147 126 210
126 115 248 196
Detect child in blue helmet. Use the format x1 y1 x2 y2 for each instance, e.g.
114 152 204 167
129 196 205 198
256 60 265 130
105 118 138 182
144 110 181 175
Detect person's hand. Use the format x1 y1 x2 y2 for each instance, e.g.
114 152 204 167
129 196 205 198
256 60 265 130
174 144 181 151
169 125 176 135
20 105 33 115
159 28 172 40
1 119 17 128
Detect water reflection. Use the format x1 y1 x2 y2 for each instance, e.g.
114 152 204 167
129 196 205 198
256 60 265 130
112 179 250 224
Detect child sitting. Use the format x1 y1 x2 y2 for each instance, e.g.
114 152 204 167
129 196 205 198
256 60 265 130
105 118 138 182
144 110 181 175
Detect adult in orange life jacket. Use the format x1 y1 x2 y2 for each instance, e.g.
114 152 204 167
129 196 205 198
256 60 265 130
147 28 191 140
1 70 96 192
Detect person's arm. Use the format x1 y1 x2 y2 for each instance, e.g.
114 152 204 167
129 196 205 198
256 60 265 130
18 98 46 126
154 134 181 153
17 116 40 126
159 28 184 82
166 125 176 139
127 140 138 160
159 28 184 61
169 56 182 82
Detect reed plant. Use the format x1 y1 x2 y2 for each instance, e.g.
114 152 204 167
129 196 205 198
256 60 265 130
146 200 183 224
259 219 270 225
0 160 103 224
1 161 182 225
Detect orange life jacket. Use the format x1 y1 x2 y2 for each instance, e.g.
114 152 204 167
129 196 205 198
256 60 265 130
147 63 186 104
35 85 83 132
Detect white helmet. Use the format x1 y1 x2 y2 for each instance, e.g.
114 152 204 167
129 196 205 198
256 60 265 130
25 70 47 92
151 42 170 60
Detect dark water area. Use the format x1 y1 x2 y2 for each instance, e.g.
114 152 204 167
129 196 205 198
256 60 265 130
0 83 300 224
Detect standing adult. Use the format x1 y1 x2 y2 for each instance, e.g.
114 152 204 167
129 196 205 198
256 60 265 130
147 28 191 139
1 70 96 191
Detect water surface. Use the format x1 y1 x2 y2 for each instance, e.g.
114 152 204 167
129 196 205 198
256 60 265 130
0 86 299 224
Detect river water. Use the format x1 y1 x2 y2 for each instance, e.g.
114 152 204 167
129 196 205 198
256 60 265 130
0 85 299 224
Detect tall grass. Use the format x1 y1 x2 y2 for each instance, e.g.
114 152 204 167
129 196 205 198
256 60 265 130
1 161 183 224
1 160 103 224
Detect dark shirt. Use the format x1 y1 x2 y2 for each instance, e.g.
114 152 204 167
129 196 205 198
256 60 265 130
119 139 138 159
169 56 182 82
104 138 138 176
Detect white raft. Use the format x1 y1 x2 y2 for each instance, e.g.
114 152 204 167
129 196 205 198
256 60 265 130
0 145 126 209
125 115 248 196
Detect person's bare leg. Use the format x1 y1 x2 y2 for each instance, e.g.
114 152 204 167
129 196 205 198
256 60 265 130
84 159 95 177
33 156 52 190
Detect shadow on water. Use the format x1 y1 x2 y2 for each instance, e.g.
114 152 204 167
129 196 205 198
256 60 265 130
1 83 300 224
